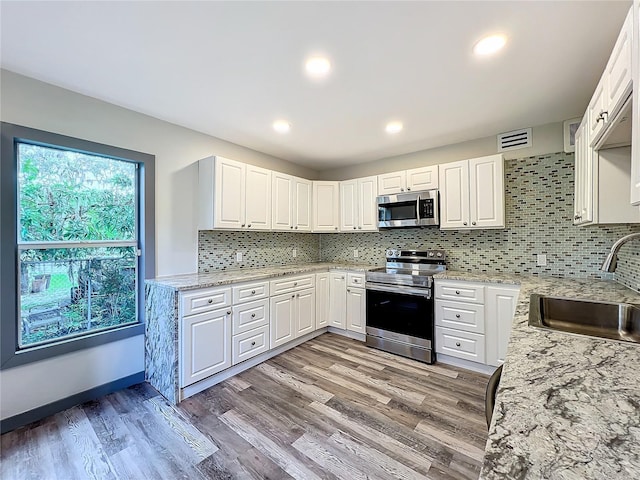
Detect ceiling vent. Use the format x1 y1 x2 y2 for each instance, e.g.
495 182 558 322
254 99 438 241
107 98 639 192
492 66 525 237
497 128 532 152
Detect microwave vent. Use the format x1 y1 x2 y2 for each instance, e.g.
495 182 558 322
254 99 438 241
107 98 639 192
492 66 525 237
497 128 532 152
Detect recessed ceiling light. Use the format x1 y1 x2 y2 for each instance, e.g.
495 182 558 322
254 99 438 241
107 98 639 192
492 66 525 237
385 122 403 134
273 120 291 133
473 34 507 56
305 56 331 77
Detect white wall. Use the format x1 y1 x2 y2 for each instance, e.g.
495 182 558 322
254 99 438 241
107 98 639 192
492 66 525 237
318 122 564 180
0 69 317 420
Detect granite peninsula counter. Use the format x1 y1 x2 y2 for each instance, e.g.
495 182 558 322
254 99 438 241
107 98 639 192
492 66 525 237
435 271 640 480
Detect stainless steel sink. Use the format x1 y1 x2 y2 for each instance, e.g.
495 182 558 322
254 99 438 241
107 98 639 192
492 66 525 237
528 294 640 344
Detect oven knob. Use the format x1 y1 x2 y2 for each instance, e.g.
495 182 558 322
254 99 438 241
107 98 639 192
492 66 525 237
436 252 442 257
428 252 434 257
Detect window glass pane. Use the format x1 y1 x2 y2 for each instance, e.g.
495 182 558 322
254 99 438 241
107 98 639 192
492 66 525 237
19 247 137 347
18 143 136 242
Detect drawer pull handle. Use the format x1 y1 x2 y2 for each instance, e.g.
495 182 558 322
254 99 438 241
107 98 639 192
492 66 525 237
292 294 296 298
251 341 256 346
226 310 231 315
455 314 461 318
251 313 256 318
456 342 461 347
455 290 460 294
208 299 213 304
347 289 351 293
251 290 256 294
294 282 298 286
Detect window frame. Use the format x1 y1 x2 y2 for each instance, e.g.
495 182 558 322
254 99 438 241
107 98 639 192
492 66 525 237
1 122 155 369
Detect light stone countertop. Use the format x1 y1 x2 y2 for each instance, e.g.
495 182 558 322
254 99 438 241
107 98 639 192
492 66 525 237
145 262 379 291
435 270 640 479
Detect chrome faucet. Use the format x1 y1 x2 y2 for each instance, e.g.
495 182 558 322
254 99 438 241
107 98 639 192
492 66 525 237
600 232 640 272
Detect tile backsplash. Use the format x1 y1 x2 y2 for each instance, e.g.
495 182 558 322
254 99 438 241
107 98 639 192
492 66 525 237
199 152 640 290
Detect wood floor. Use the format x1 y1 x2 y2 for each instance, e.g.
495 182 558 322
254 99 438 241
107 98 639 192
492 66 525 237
1 333 490 479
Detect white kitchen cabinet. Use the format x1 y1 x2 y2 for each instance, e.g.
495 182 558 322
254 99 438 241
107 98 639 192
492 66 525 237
232 324 269 366
439 154 504 230
340 176 378 232
631 0 640 205
270 287 315 348
573 116 593 225
181 307 232 387
329 272 347 328
315 273 330 329
485 286 520 367
198 156 271 231
346 286 365 334
232 298 269 335
435 279 519 369
377 166 438 195
312 181 340 232
273 173 311 231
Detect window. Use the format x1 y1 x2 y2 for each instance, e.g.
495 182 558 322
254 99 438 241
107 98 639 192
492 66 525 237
1 123 155 368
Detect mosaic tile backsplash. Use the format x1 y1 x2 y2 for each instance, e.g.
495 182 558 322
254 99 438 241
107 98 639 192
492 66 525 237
199 152 640 290
198 231 320 272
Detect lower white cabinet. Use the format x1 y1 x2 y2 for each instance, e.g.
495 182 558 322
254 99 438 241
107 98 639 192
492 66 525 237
329 270 366 333
329 272 347 328
232 324 269 365
346 286 365 334
315 273 330 329
270 287 316 348
181 307 232 387
435 279 519 368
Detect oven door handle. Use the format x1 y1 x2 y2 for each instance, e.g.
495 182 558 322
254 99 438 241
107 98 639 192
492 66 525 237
365 282 432 298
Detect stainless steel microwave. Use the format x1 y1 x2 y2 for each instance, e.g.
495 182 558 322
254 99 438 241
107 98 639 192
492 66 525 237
377 189 439 228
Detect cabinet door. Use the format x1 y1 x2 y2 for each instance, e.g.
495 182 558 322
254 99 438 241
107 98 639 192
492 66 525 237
270 293 295 348
358 176 378 231
573 120 593 225
272 172 293 230
377 171 406 195
587 76 607 145
340 180 358 231
312 182 340 232
606 8 633 119
329 272 347 329
296 288 316 337
293 178 312 231
245 165 272 230
439 160 469 229
469 154 504 229
181 308 231 387
213 157 245 229
315 273 330 329
346 287 365 334
406 166 438 191
485 286 520 367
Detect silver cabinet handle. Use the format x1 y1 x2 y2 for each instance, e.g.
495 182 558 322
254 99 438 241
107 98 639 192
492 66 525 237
251 341 256 346
455 314 461 318
407 187 411 191
463 222 467 226
226 310 231 315
335 226 338 230
596 111 608 123
455 290 460 294
290 225 294 229
241 224 245 227
472 222 476 226
248 224 252 227
358 226 362 229
251 290 256 294
291 294 295 298
456 342 461 347
251 313 256 318
347 288 351 293
207 299 213 304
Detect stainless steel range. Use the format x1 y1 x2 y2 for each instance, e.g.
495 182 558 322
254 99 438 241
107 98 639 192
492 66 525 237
365 248 446 364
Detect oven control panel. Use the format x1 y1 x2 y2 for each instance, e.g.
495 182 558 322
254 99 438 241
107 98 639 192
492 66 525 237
385 249 446 261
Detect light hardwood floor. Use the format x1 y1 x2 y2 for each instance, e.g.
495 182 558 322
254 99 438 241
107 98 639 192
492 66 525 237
1 333 490 479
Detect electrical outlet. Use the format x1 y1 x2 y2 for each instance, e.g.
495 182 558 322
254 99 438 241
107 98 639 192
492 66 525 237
292 248 297 258
353 249 359 258
537 254 547 267
236 252 243 263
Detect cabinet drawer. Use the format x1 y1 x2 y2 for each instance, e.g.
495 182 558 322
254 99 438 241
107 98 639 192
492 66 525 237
181 287 232 317
232 324 269 365
270 274 315 295
435 300 485 334
232 281 269 304
435 327 485 363
232 298 269 335
435 281 485 303
347 273 365 288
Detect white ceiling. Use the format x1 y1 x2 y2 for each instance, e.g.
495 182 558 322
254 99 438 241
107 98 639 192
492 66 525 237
0 1 632 170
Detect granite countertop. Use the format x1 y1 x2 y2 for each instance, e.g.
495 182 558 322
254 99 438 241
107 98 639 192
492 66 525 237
436 270 640 479
146 262 378 291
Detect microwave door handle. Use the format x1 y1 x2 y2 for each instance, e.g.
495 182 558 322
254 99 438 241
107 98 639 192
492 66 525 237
416 196 420 222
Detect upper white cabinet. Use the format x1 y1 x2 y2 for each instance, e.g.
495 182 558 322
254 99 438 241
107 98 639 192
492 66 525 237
340 176 378 232
630 0 640 204
573 116 594 225
312 181 340 232
199 156 272 231
272 173 312 232
439 154 504 230
589 8 633 147
377 166 438 195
